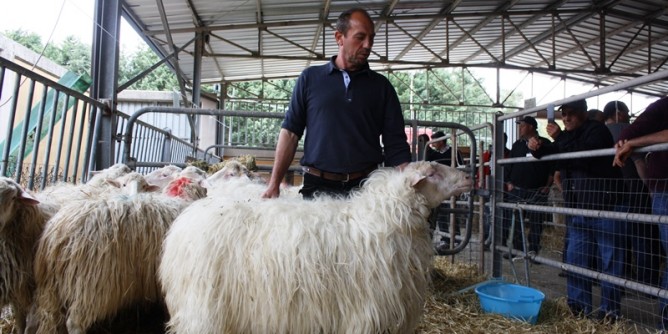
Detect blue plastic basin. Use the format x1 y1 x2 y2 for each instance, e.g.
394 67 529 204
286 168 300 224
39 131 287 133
474 282 545 324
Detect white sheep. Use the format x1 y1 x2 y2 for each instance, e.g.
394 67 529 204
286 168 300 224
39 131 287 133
204 160 302 199
36 163 133 210
143 164 182 190
163 175 208 201
104 171 161 196
86 163 132 187
181 165 207 180
205 160 253 188
159 161 473 334
0 178 54 334
31 174 189 334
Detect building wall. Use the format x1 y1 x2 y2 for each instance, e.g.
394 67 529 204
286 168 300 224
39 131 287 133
116 90 219 154
0 34 66 141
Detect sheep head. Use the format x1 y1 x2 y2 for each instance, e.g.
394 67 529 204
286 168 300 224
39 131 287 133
164 176 208 201
181 166 207 178
144 165 183 190
205 160 251 188
107 172 160 196
407 161 472 208
0 177 39 229
87 163 131 186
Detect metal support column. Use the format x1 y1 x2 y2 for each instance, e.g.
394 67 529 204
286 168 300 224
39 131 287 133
189 31 206 152
91 0 121 171
216 82 228 157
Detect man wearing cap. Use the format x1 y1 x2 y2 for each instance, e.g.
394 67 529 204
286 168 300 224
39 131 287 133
528 99 625 320
503 116 553 259
425 130 464 167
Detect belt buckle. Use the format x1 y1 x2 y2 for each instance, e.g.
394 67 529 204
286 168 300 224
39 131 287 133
342 173 350 182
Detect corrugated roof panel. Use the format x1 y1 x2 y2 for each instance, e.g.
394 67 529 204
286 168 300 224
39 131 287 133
120 0 668 97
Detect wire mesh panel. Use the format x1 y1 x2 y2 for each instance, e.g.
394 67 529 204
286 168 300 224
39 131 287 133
221 99 288 148
489 178 665 330
483 138 668 332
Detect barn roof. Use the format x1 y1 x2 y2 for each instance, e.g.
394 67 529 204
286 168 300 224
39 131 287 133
121 0 668 97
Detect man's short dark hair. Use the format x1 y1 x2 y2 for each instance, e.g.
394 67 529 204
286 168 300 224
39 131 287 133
603 101 629 120
336 8 373 35
432 130 446 139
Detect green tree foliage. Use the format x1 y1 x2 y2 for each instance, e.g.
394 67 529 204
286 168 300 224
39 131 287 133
3 29 177 90
4 29 90 76
4 29 44 52
118 46 178 91
223 79 296 147
47 36 91 76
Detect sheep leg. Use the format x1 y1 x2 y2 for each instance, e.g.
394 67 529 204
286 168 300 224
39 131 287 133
32 288 65 334
11 306 25 334
23 302 39 334
65 313 86 334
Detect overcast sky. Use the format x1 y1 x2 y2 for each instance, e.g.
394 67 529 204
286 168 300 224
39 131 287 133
0 0 144 50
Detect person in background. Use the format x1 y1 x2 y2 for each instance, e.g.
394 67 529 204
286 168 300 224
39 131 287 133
417 133 431 161
426 130 465 253
587 109 606 122
482 132 510 249
503 116 553 259
604 100 661 288
262 8 410 199
613 96 668 330
425 130 464 167
528 99 625 320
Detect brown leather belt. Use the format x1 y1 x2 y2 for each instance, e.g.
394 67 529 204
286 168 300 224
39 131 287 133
302 165 377 182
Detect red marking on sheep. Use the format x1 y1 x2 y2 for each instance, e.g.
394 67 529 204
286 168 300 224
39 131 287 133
166 177 192 198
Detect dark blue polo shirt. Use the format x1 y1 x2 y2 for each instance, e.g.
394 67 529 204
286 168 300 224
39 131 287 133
282 56 410 173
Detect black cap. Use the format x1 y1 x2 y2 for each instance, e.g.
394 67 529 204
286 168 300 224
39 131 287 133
516 116 537 128
559 99 588 114
432 130 446 139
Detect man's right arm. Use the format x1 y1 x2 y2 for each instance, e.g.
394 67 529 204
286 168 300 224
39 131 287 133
613 129 668 167
262 128 299 198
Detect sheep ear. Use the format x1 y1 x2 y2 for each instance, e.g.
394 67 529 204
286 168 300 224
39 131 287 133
106 179 121 188
18 189 40 205
145 184 161 192
410 173 427 187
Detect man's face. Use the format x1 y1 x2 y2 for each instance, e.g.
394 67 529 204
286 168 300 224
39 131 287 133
335 12 375 71
561 108 586 131
518 122 533 138
430 140 445 150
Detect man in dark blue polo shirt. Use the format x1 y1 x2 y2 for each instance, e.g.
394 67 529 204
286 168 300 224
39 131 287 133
262 7 410 199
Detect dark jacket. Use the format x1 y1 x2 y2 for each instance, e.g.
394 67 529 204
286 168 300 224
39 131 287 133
532 120 623 210
618 97 668 193
507 136 554 189
425 146 464 167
